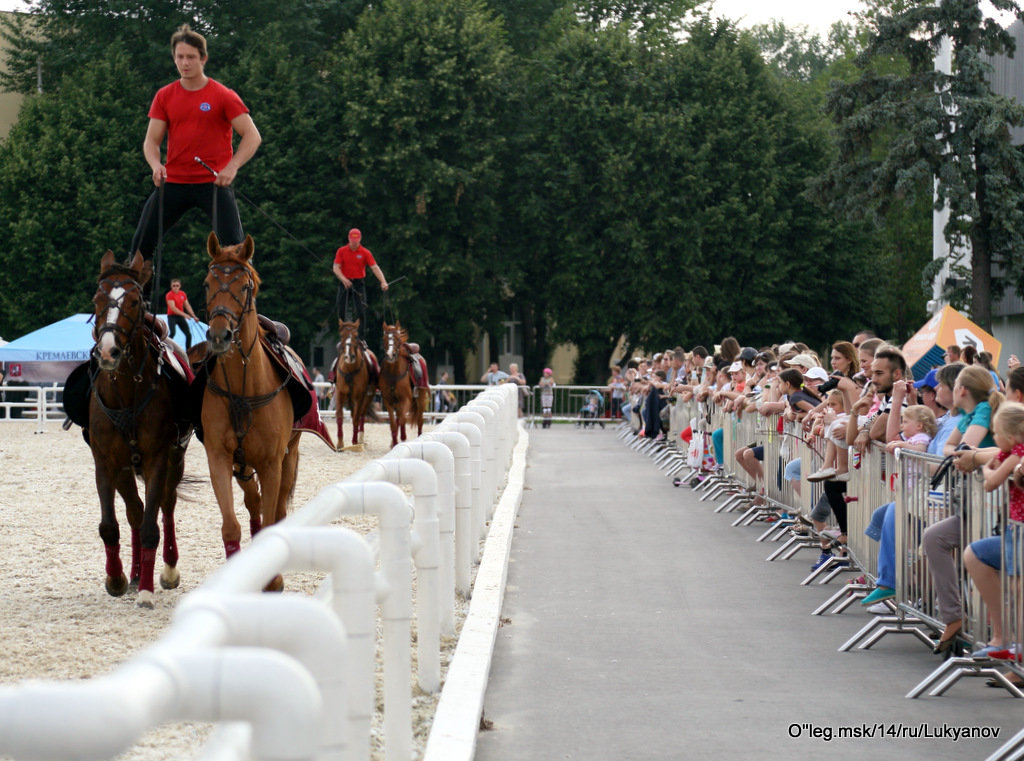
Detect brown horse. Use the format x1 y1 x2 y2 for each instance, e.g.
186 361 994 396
333 319 378 450
202 233 299 591
89 250 190 606
378 321 429 447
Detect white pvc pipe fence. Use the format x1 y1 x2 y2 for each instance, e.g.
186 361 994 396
0 383 522 761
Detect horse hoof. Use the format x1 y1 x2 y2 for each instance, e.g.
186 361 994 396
105 574 129 597
137 590 155 609
160 565 181 590
344 444 364 452
263 574 284 593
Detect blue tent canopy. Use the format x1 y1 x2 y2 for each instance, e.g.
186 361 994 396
0 314 208 363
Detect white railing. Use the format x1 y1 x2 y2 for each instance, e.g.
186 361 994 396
0 383 65 432
0 383 523 761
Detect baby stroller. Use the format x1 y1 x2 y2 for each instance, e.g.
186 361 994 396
576 389 606 429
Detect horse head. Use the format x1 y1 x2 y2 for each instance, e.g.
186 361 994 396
338 319 360 364
92 250 151 371
204 232 260 355
382 321 404 362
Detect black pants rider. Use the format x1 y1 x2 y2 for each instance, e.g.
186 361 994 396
342 277 369 342
129 182 245 260
166 314 192 351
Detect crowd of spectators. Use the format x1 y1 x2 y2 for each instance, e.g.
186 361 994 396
620 331 1024 683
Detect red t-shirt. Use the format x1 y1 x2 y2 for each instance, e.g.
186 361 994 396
166 289 188 315
333 244 377 279
149 79 249 183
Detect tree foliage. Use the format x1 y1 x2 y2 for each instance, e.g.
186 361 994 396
0 0 945 381
817 0 1024 331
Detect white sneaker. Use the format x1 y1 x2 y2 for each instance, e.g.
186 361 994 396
867 602 890 615
807 467 837 482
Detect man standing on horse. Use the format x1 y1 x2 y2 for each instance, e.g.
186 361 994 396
128 24 261 266
332 228 389 343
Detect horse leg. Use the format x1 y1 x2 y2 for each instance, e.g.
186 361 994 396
96 466 128 597
254 442 292 594
277 434 301 524
342 387 350 452
208 451 242 557
136 457 170 606
389 408 399 448
240 476 262 538
399 395 410 442
159 444 185 591
115 468 144 590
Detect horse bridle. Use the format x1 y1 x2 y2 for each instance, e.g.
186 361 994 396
93 275 147 376
380 327 409 384
206 261 256 355
91 273 162 467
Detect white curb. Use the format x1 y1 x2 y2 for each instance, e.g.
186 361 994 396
422 421 529 761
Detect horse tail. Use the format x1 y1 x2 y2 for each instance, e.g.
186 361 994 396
171 474 208 502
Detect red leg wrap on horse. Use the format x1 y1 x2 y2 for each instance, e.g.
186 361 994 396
224 539 241 558
162 514 179 567
138 547 157 594
130 527 142 582
250 517 262 537
104 543 123 579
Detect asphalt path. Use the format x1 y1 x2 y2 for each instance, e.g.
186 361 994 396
475 425 1023 761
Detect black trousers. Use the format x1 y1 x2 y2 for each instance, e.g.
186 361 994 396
167 314 192 350
129 182 244 259
341 278 369 341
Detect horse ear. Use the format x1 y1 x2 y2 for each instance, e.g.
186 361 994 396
241 234 255 261
354 318 360 329
207 231 220 259
100 250 115 273
338 318 345 331
127 251 144 275
138 258 153 288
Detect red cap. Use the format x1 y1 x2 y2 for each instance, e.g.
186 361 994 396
348 228 361 240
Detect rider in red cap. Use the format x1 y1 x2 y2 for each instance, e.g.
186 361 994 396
332 227 389 342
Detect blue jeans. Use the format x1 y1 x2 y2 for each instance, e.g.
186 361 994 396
865 502 896 590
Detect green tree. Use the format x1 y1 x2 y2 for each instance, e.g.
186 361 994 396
818 0 1024 331
0 52 149 335
506 18 877 381
0 0 369 95
325 0 513 379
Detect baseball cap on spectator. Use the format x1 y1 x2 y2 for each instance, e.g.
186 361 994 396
348 228 361 240
703 356 715 369
804 367 829 382
739 347 758 363
785 353 817 370
777 342 796 356
728 361 742 373
543 368 553 375
914 368 940 390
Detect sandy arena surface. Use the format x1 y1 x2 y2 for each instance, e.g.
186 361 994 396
0 417 470 761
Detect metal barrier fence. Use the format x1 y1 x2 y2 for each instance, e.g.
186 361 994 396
622 395 1024 708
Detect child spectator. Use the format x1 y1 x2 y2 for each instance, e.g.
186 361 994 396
539 368 556 429
964 402 1024 658
885 404 937 455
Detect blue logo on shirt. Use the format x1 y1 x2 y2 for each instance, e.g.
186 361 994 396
200 102 211 112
